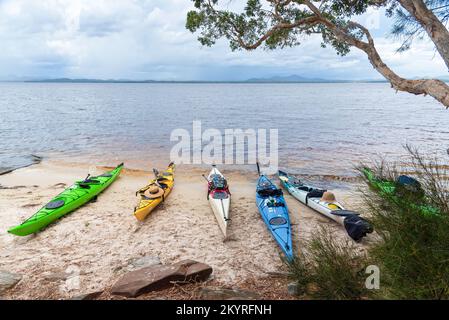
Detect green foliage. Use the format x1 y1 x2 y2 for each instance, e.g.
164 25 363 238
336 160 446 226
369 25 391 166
387 0 449 52
321 0 374 17
359 146 449 299
185 0 371 55
186 0 448 54
287 146 449 300
286 227 371 300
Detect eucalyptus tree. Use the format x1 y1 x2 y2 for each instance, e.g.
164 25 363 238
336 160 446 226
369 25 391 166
186 0 449 108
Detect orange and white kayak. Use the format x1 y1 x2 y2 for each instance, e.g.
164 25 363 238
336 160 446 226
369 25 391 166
134 162 175 221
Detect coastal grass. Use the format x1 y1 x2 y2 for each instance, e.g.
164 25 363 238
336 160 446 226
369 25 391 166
286 146 449 300
287 227 371 300
358 145 449 299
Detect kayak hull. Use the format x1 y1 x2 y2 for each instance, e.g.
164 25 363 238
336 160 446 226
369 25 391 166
278 170 372 241
256 175 293 260
8 164 124 236
134 163 175 221
209 197 230 237
207 167 231 238
362 167 438 217
278 173 346 226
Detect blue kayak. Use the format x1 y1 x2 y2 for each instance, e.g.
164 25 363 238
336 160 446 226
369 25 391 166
256 175 294 260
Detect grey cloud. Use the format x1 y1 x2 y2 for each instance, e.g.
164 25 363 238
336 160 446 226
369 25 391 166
0 0 445 81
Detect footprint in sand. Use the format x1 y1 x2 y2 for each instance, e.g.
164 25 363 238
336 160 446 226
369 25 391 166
52 183 67 189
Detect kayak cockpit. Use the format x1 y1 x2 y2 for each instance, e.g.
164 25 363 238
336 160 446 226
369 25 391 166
212 191 229 199
269 217 287 225
257 188 283 198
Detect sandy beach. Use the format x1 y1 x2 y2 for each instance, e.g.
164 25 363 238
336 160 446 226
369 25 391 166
0 161 369 299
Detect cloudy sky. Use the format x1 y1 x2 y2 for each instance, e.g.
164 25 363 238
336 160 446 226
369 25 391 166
0 0 446 81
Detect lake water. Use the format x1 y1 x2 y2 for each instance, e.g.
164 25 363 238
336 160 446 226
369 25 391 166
1 82 448 178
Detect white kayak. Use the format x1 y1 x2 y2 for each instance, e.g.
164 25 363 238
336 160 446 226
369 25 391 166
206 166 231 238
278 170 372 241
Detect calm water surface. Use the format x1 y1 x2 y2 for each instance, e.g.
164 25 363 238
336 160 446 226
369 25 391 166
1 82 448 177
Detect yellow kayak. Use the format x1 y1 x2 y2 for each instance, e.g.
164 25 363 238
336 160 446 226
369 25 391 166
134 162 175 221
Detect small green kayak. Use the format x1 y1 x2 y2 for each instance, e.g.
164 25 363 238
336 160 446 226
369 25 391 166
8 163 124 236
362 167 439 217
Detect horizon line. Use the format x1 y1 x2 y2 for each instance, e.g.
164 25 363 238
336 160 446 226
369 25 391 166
0 77 390 84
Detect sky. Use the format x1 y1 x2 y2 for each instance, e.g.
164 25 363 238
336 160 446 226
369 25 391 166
0 0 447 81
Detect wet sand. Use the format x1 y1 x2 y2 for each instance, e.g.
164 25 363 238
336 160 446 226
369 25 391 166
0 161 369 299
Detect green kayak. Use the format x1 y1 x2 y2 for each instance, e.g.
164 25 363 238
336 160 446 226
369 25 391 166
8 163 124 236
362 167 439 217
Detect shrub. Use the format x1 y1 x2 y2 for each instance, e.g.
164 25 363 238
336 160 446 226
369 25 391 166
287 227 371 300
359 145 449 299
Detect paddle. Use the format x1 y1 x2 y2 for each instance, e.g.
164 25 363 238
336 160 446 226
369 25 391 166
256 162 261 176
153 168 163 188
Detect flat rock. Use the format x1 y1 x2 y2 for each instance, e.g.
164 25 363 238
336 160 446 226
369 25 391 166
111 259 213 298
128 255 161 270
0 271 22 293
199 288 260 300
70 291 103 300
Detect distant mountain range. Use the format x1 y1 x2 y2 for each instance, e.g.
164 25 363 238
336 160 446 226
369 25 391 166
24 75 389 83
245 75 350 83
5 73 449 84
25 78 159 83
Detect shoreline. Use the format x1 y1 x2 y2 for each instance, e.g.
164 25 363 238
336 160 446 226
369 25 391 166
0 160 369 299
0 155 42 176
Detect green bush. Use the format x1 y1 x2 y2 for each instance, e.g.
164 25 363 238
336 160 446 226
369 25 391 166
287 227 371 300
286 146 449 299
359 146 449 299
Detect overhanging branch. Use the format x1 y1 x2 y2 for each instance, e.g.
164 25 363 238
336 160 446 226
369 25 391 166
233 0 449 108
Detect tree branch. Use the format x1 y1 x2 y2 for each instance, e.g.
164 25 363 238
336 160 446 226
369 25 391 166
398 0 449 70
246 0 449 107
305 0 449 108
188 0 449 108
233 16 321 50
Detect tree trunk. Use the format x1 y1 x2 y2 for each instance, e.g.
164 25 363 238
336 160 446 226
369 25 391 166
319 19 449 108
231 0 449 108
399 0 449 71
